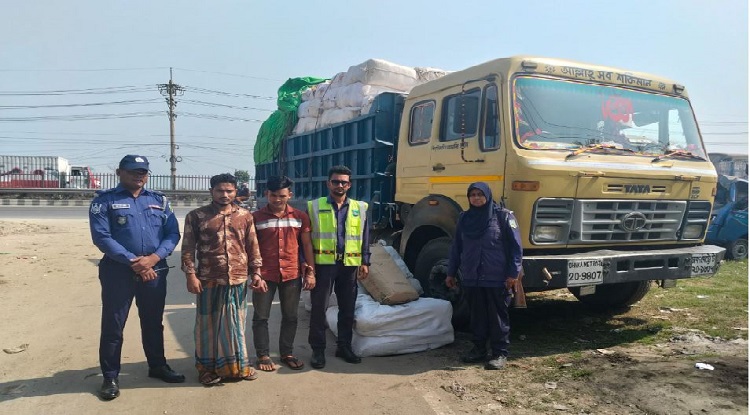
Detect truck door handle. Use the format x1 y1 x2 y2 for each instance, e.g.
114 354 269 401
432 163 445 172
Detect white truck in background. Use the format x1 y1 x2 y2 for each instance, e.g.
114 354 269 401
0 155 100 189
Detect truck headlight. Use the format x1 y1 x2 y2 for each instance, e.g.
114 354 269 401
682 224 704 240
534 225 562 242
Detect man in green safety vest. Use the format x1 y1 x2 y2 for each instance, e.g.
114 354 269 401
307 165 370 369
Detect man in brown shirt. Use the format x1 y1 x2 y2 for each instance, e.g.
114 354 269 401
252 176 315 371
181 173 263 385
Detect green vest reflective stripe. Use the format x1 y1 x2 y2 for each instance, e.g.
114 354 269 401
308 197 368 266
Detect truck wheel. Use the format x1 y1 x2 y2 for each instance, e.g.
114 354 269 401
569 281 651 309
727 238 748 260
414 237 469 329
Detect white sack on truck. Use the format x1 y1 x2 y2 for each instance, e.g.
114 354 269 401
342 58 419 91
415 66 451 82
326 293 453 357
293 117 320 135
297 99 323 118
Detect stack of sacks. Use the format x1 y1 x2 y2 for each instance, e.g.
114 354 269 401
326 293 454 357
293 58 449 135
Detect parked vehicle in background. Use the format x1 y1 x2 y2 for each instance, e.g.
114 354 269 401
707 175 748 260
0 155 100 189
256 56 726 324
709 153 748 180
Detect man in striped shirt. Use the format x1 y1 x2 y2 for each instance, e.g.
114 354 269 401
251 176 315 371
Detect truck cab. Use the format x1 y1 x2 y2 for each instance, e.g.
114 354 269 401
69 166 100 189
395 56 724 310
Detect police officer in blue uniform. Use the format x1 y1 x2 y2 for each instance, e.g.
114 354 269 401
446 182 523 371
89 155 184 400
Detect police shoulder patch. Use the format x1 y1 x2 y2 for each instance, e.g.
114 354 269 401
509 217 518 229
90 203 102 215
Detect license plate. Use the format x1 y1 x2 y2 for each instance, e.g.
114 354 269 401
567 258 604 286
690 253 718 276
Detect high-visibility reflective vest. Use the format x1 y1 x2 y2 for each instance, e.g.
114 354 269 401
308 197 368 266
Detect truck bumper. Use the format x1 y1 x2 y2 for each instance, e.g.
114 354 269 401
522 245 726 289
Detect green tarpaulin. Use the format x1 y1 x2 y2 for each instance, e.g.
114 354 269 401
253 77 328 165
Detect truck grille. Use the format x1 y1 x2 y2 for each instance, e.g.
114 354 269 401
577 200 686 242
533 198 689 244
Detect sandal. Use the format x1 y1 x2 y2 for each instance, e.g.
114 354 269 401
281 355 305 370
199 371 221 386
256 356 276 372
242 368 258 381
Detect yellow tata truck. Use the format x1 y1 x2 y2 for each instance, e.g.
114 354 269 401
255 56 725 320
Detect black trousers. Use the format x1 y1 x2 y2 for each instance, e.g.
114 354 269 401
252 278 302 357
308 262 358 351
98 256 168 379
465 286 512 357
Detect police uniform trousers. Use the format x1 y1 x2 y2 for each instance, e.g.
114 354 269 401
465 286 512 357
99 256 168 378
308 262 358 351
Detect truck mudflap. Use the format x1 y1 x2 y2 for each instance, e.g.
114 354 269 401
522 245 726 289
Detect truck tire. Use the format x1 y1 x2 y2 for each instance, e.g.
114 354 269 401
569 281 651 309
413 237 469 329
727 238 748 260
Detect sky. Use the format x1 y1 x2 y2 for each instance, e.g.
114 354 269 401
0 0 747 178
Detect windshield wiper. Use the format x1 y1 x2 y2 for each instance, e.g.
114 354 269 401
566 143 636 160
652 150 707 162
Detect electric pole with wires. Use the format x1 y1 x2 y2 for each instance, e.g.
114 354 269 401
158 67 184 190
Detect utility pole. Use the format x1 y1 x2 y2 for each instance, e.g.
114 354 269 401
158 67 184 190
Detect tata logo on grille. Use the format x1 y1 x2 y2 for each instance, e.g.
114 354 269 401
624 184 651 193
621 212 648 232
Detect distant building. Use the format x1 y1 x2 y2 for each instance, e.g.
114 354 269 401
709 153 748 179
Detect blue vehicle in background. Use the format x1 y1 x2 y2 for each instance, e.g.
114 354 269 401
707 175 748 260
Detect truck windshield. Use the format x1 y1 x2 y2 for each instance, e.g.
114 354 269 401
512 76 706 158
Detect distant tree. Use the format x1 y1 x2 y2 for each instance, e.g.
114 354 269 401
234 169 250 185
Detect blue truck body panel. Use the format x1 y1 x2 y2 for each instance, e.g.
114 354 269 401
255 93 405 220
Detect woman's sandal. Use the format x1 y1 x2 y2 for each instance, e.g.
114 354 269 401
242 368 258 381
256 356 276 372
199 372 222 386
281 355 305 370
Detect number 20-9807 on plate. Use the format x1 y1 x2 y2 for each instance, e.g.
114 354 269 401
567 258 604 287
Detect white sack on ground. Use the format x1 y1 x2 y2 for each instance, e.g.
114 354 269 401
326 293 454 356
378 241 423 295
362 242 420 305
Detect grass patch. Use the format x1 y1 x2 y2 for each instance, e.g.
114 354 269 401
510 260 747 358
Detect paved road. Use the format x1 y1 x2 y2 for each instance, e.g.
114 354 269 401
0 206 194 220
0 216 445 415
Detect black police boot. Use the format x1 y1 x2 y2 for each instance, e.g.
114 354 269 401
99 377 120 400
311 349 326 369
335 345 362 364
148 364 186 383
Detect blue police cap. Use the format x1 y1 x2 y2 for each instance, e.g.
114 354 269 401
119 155 150 171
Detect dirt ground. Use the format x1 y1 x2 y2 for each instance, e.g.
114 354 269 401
0 219 747 415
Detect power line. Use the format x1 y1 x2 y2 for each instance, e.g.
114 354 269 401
0 112 164 122
183 85 275 100
181 99 274 112
0 86 155 96
172 67 282 82
178 112 265 122
0 98 163 110
0 67 170 73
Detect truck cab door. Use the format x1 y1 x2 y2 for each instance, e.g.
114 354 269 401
429 80 505 205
